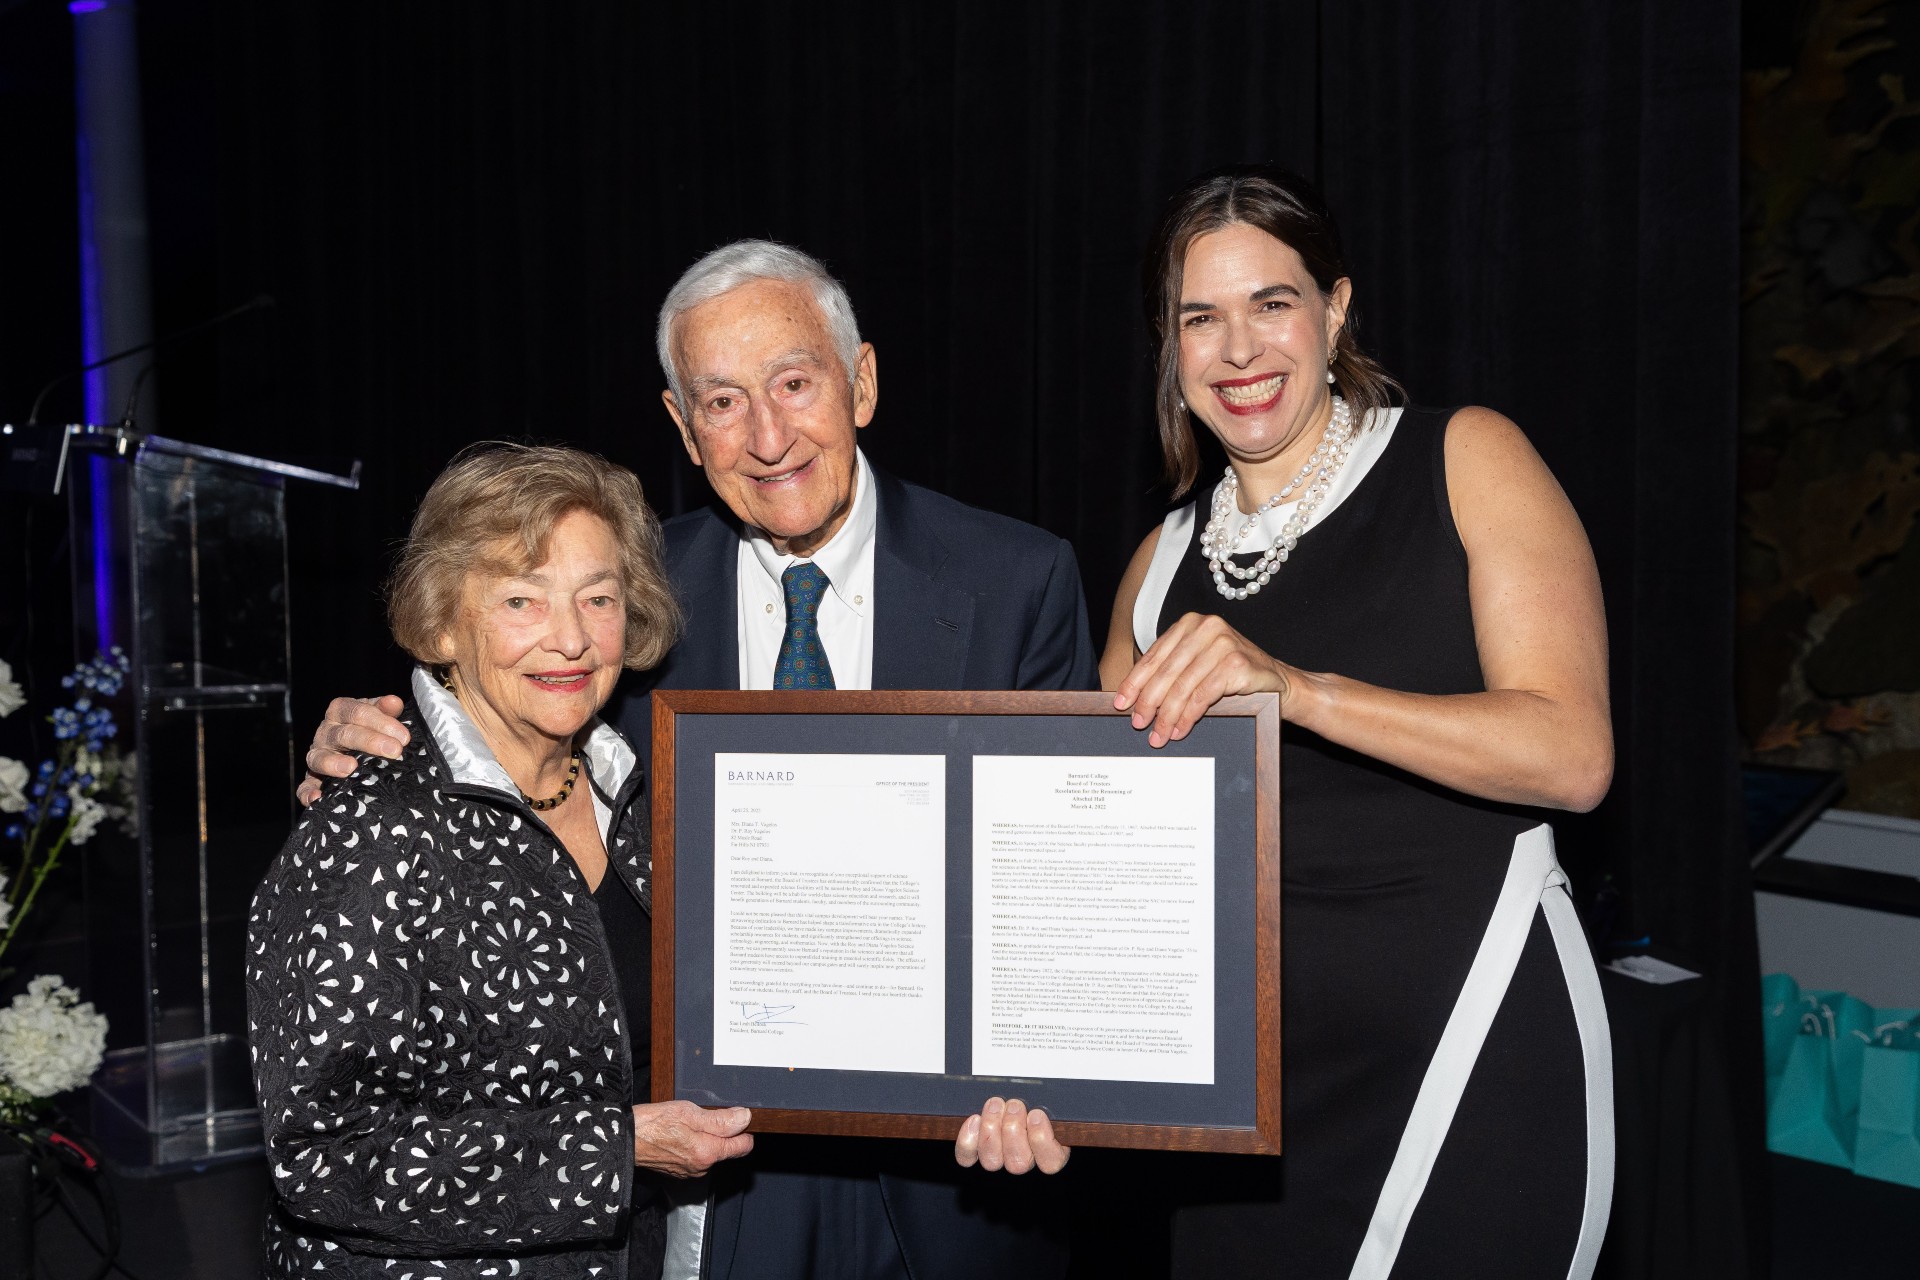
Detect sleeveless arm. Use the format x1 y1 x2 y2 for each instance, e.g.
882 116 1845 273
1293 406 1611 809
1116 407 1612 812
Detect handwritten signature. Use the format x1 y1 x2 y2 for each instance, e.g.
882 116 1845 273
734 1002 802 1026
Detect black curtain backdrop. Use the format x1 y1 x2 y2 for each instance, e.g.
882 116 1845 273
9 0 1756 1273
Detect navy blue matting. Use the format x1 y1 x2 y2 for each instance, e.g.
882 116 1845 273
671 712 1260 1129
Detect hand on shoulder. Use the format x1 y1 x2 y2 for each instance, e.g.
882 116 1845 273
296 694 409 806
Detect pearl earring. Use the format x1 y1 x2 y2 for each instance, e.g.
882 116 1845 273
1178 396 1188 411
1326 364 1336 385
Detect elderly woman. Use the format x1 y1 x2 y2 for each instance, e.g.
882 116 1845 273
1107 167 1615 1279
247 444 752 1279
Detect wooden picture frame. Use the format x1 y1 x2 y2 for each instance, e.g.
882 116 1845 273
650 689 1281 1154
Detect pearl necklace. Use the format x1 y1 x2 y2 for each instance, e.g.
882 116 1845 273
1199 395 1356 601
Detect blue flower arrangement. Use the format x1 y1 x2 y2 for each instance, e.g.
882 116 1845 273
0 648 133 973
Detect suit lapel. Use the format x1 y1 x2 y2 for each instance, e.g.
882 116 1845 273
663 509 742 691
613 506 738 767
870 469 974 692
670 585 736 689
649 475 971 693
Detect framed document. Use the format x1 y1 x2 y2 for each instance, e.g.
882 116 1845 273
650 690 1280 1154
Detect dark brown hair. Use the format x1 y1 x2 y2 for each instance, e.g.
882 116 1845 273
388 442 682 672
1143 165 1402 498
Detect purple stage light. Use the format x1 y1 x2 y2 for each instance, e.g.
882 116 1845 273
72 0 117 649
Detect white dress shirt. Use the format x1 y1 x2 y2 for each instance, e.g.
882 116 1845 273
736 447 878 691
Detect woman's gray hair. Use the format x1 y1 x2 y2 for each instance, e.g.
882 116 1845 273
655 240 863 410
387 442 682 673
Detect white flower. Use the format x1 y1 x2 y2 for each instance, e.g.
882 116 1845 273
72 746 102 786
0 975 109 1099
0 757 26 814
66 793 106 846
0 661 23 718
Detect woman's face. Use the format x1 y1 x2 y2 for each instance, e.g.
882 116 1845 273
439 509 626 748
1176 221 1350 469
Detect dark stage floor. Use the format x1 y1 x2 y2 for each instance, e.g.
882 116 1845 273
32 1155 269 1278
21 1151 1919 1277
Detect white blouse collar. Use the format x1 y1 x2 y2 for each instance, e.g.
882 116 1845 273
411 665 638 803
1214 407 1402 553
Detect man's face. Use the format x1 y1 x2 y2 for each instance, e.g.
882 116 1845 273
662 278 877 559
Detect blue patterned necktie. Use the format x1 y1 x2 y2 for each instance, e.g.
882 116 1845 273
773 562 836 690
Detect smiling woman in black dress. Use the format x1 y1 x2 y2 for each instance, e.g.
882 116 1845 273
1105 168 1616 1280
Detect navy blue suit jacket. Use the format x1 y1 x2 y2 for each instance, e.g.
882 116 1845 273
615 464 1097 724
609 464 1096 1280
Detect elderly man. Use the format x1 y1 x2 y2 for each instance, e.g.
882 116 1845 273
300 240 1094 1280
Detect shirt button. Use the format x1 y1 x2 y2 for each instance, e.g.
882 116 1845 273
765 603 775 614
854 595 864 605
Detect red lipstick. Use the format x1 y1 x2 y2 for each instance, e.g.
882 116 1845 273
1210 372 1287 416
527 669 592 692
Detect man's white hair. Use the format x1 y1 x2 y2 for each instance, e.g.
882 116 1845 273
655 240 863 413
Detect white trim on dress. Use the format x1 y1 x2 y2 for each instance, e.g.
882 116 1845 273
1346 825 1614 1280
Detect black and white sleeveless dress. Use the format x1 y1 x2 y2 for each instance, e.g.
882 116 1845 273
1135 406 1613 1280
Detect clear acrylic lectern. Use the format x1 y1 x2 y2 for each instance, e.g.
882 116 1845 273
63 425 358 1169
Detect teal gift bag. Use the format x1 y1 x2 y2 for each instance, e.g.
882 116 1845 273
1851 1017 1920 1190
1759 975 1920 1187
1767 1031 1856 1167
1763 984 1875 1168
1761 973 1803 1108
1821 991 1878 1120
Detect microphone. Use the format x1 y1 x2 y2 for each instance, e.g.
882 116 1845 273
24 293 276 427
119 362 156 430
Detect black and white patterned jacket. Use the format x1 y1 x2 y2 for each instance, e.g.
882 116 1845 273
247 669 655 1277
